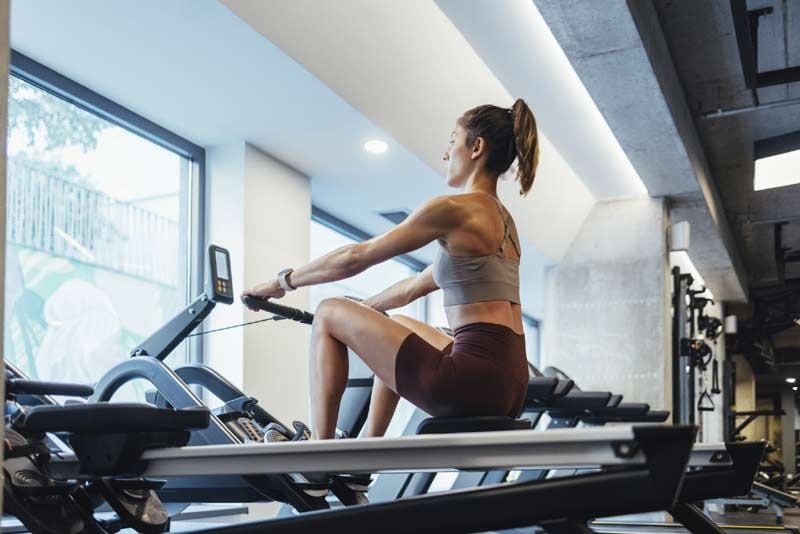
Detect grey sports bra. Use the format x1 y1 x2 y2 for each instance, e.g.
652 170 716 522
432 196 521 306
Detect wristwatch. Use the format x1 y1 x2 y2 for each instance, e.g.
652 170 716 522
277 268 296 291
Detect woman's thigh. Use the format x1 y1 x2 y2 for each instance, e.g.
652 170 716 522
315 297 417 391
390 314 453 351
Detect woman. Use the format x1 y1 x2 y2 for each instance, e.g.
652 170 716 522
243 99 539 440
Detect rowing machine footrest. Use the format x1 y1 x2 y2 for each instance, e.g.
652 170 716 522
416 416 531 435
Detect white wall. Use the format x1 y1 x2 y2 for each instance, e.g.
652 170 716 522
204 143 246 387
542 198 670 409
0 0 9 510
242 144 311 424
204 143 311 425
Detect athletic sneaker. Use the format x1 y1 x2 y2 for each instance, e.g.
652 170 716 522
332 473 373 492
263 423 329 497
264 428 289 443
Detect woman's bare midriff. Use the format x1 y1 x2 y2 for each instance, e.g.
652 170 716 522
445 300 524 335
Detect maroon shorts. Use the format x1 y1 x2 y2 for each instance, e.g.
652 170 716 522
395 322 529 418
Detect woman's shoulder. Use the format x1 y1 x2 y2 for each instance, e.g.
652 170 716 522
443 192 499 207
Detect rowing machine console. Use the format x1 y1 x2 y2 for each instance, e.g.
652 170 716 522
208 244 234 304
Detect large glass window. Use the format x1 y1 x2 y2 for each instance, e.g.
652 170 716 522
310 217 426 436
4 71 199 386
309 220 423 319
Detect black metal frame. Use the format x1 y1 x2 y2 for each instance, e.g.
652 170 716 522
312 206 426 272
730 1 799 105
672 267 695 425
730 409 785 441
9 50 207 363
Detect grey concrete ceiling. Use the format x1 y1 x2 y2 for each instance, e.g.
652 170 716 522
533 0 749 302
653 0 800 288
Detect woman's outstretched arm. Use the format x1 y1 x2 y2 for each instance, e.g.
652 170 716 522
363 266 439 313
243 196 462 299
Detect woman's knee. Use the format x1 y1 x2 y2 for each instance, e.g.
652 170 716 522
314 297 350 329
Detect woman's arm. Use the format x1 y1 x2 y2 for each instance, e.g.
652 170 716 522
244 196 462 299
363 266 439 313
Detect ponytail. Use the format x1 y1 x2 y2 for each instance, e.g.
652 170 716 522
511 98 539 197
458 98 540 196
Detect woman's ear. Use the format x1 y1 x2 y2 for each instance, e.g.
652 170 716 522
471 136 486 160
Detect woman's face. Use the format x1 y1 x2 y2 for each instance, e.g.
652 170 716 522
443 125 474 188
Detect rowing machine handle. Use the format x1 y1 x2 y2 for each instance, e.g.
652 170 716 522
6 376 94 398
241 295 315 324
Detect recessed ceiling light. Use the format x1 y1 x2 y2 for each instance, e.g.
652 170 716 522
786 377 797 384
794 386 798 391
364 140 388 154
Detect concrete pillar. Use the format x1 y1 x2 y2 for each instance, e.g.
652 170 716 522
542 198 670 409
733 354 757 441
782 389 797 477
204 142 311 425
0 0 9 511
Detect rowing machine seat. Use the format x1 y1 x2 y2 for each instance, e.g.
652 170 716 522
417 416 531 435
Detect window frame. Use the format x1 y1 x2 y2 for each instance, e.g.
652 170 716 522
311 206 426 272
523 314 542 369
311 206 427 318
9 50 206 363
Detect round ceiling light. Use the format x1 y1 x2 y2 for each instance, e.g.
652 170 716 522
787 377 797 384
364 140 388 154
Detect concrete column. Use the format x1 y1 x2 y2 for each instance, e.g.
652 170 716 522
0 0 9 511
204 143 311 425
733 354 757 441
542 198 670 409
782 389 797 477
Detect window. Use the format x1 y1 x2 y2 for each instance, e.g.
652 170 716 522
5 54 203 387
309 215 424 320
523 315 542 370
310 211 427 436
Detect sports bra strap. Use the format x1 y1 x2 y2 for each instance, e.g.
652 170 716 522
488 196 521 257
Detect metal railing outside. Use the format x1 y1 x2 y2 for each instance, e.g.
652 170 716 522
6 160 179 287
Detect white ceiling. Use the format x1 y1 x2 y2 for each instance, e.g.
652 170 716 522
10 0 652 318
9 0 444 254
220 0 598 262
435 0 648 201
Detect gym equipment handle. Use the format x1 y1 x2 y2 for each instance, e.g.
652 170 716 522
6 377 94 397
242 295 314 324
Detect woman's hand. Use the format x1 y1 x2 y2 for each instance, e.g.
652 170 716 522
241 278 286 310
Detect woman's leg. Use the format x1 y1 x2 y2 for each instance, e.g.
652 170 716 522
363 376 400 438
308 298 422 439
363 315 453 438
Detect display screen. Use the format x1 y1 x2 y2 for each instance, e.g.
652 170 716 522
215 250 229 281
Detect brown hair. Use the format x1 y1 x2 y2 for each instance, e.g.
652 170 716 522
457 98 540 196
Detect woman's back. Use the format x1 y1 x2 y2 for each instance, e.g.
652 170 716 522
435 192 524 335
